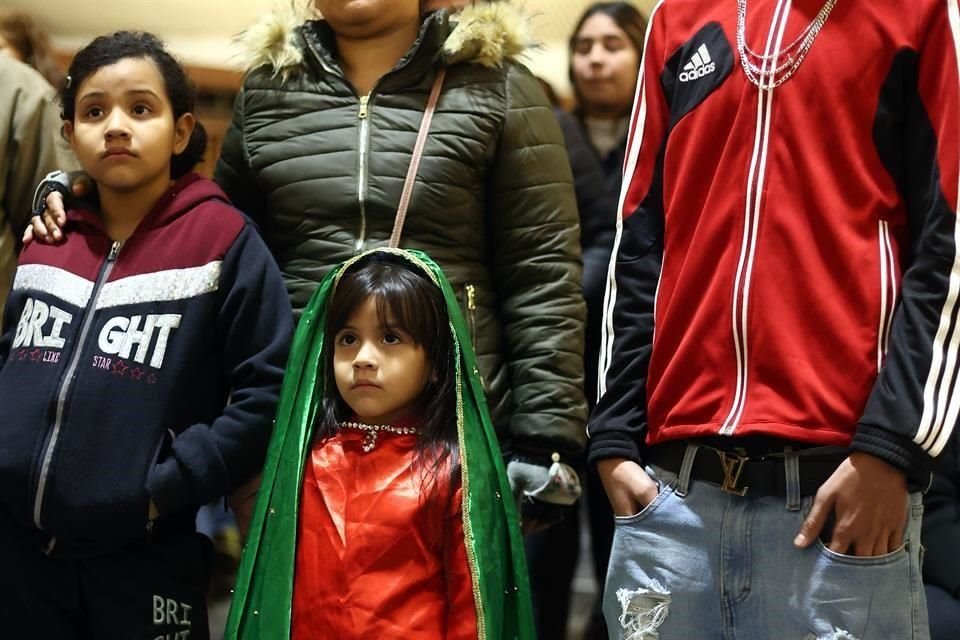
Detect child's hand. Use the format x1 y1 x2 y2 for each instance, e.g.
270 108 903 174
230 474 262 542
148 500 160 520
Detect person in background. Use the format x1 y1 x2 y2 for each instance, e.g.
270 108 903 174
0 53 70 317
923 437 960 640
524 4 645 638
0 9 64 88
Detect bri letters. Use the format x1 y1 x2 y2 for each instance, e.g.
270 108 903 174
13 298 73 349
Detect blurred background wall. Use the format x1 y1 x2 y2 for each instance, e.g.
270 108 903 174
4 0 651 174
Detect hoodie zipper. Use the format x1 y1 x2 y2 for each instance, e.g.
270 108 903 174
356 94 372 252
33 240 122 532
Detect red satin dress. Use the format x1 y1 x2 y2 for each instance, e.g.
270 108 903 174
291 419 478 639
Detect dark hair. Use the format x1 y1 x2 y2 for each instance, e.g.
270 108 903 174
568 2 647 113
60 31 206 179
318 254 460 493
0 10 63 87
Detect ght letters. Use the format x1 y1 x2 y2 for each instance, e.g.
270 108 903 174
99 314 181 369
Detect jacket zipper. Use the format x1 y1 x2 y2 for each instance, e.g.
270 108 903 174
33 240 122 533
356 94 372 252
464 284 486 390
719 0 791 435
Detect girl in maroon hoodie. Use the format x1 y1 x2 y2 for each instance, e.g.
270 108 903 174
0 31 292 639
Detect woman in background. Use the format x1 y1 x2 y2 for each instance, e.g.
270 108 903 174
524 3 646 638
0 10 63 87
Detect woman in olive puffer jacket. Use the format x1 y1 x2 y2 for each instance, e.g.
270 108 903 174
215 0 587 509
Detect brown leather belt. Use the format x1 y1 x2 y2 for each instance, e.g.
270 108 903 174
645 440 846 498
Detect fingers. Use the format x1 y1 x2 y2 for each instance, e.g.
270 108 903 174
794 490 832 548
22 223 34 245
30 215 50 242
43 192 66 241
72 173 93 198
884 531 900 556
598 458 654 517
849 531 879 557
45 191 67 224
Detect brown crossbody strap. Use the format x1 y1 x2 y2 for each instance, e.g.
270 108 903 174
388 67 447 248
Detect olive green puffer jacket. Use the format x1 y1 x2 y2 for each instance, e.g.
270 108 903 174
215 4 586 455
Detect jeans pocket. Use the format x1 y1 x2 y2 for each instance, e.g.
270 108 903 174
814 538 909 566
613 477 678 526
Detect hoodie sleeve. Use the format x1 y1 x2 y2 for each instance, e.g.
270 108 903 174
586 4 670 467
485 62 587 458
146 223 293 515
214 84 268 230
854 2 960 478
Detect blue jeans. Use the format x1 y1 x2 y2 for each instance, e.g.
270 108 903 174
604 446 929 640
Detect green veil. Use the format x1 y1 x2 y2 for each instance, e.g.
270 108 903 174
224 248 535 640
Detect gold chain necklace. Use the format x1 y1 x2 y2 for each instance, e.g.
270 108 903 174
737 0 838 89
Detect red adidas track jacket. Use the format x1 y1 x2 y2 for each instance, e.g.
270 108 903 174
588 0 960 476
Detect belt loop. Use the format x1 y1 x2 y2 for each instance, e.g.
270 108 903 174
784 447 801 511
676 443 700 497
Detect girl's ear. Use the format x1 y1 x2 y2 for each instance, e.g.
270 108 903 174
62 121 75 148
172 112 195 155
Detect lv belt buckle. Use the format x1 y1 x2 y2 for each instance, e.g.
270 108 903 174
717 450 750 496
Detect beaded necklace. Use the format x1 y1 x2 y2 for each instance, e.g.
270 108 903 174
340 420 419 452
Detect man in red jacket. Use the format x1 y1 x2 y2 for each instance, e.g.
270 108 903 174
589 1 955 638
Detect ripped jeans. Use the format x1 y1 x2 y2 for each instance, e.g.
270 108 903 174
603 449 929 640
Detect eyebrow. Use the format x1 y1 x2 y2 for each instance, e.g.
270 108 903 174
77 89 162 101
575 34 628 44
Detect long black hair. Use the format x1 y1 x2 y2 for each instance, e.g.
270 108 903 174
60 31 207 179
317 253 460 493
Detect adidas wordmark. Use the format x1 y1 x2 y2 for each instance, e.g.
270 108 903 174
679 43 716 82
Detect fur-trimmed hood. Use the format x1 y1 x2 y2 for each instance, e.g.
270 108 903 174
237 1 535 75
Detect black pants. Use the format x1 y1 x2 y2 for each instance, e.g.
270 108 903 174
0 518 211 640
927 584 960 640
525 463 613 639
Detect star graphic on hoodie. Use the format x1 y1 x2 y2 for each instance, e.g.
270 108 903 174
112 359 129 376
130 367 145 380
17 349 28 360
29 348 42 361
147 373 158 385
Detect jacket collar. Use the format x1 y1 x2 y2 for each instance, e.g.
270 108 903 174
236 1 535 79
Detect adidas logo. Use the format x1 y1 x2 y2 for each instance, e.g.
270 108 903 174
679 43 716 82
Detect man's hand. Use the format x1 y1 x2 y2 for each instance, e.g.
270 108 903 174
597 458 659 517
794 451 908 556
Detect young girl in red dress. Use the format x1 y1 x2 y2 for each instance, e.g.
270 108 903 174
227 249 535 639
